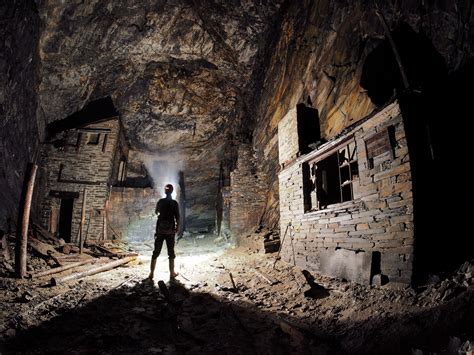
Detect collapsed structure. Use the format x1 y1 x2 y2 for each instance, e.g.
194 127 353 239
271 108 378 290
39 98 128 243
278 102 413 284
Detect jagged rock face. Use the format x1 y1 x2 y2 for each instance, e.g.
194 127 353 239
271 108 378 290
37 0 283 153
0 1 40 230
36 0 283 233
254 0 474 230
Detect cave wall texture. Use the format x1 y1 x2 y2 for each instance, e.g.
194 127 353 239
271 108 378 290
0 1 40 231
1 0 473 247
253 0 474 234
35 0 284 233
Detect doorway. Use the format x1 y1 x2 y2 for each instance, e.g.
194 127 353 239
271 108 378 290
58 198 74 242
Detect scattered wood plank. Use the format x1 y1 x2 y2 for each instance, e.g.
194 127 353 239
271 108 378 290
28 238 57 258
94 244 118 257
253 268 279 285
50 256 136 286
228 271 238 292
47 251 63 267
110 274 140 290
32 223 58 244
92 244 138 258
30 259 96 278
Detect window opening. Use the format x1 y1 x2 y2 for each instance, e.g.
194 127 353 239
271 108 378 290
296 103 321 154
87 133 100 145
304 140 359 211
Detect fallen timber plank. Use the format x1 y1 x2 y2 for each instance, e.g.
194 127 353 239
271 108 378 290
28 237 56 257
253 268 279 285
32 223 58 244
50 256 136 286
94 244 118 257
92 244 137 258
30 259 97 278
28 237 62 265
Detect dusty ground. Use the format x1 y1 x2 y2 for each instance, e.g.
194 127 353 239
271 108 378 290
0 234 473 354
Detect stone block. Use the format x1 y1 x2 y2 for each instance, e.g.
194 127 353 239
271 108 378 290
328 214 353 223
356 223 370 230
388 198 412 209
342 216 374 224
389 214 413 225
319 248 372 284
349 228 386 236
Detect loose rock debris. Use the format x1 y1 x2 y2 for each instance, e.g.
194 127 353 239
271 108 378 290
0 233 473 354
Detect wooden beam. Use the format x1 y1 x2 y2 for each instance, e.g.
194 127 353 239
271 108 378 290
15 163 38 278
253 268 279 285
79 188 87 254
30 259 96 278
50 256 136 286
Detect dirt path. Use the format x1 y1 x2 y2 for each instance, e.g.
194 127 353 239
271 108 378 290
1 238 473 354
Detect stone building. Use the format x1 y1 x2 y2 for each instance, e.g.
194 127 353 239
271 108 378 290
278 102 413 285
39 99 128 243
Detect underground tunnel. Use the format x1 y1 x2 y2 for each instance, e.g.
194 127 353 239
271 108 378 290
1 1 473 354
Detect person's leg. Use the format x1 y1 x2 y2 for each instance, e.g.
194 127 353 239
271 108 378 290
165 234 178 279
149 234 164 279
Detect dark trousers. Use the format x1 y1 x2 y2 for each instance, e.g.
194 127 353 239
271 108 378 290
152 233 176 260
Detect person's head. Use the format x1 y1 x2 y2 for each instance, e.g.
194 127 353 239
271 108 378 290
164 184 174 197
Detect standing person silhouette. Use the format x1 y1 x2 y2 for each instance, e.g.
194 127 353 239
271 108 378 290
149 184 180 280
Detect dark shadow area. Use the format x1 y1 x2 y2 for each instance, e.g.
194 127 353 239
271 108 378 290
361 21 474 283
297 103 321 155
120 175 154 188
57 197 73 242
0 276 473 354
0 279 323 354
47 97 119 138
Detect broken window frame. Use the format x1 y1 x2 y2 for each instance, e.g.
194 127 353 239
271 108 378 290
303 137 359 212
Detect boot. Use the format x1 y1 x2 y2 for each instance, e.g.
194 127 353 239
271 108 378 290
169 258 178 279
148 257 157 280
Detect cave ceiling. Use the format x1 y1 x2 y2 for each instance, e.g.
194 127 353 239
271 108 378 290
37 0 283 156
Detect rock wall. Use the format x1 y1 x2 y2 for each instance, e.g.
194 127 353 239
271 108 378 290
229 144 267 237
34 0 286 235
108 187 159 243
36 0 283 153
0 1 40 230
279 103 414 284
253 0 474 232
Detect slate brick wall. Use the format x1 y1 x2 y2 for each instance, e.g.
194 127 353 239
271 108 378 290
278 102 414 284
230 144 267 236
39 118 126 242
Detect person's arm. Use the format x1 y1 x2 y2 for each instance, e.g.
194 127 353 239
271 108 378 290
174 202 181 233
155 200 161 215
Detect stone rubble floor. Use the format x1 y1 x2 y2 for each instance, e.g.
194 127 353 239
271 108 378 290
0 234 473 354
